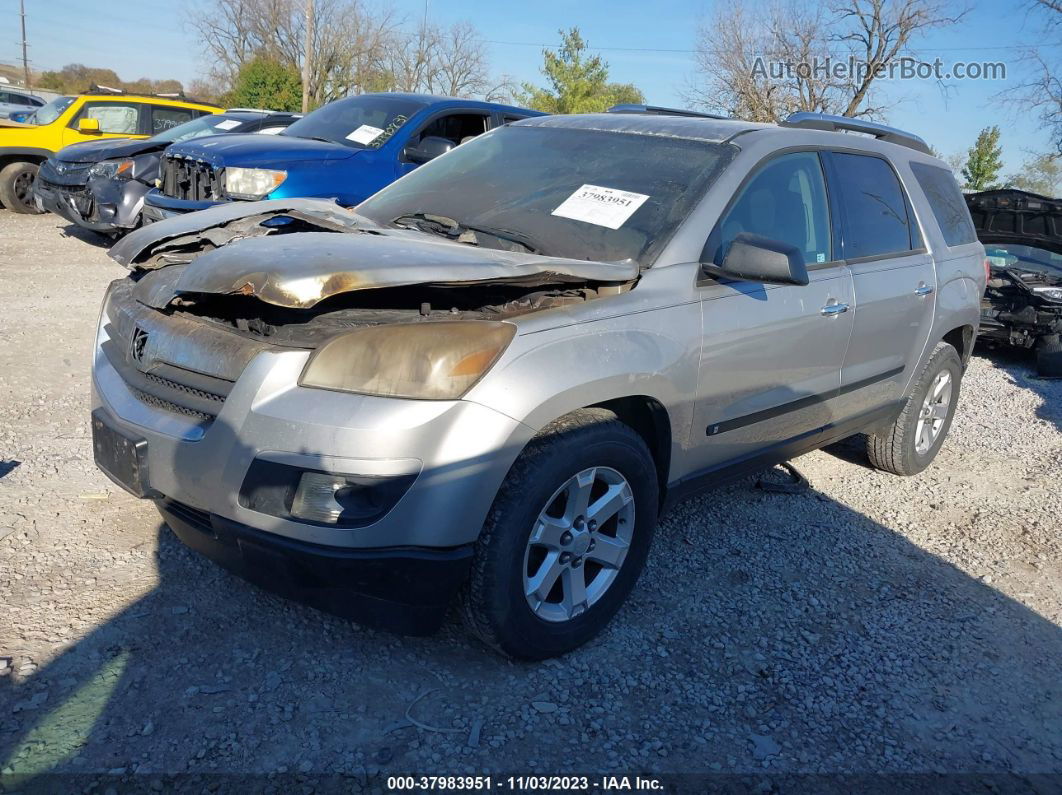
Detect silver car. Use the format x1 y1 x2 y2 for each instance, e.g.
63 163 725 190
0 88 44 120
94 111 985 659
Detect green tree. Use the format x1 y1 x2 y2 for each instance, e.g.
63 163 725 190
515 28 645 114
223 56 302 112
962 126 1004 191
1005 152 1062 198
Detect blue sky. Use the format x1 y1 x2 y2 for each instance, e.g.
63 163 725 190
6 0 1053 173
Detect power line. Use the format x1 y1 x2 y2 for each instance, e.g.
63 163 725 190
484 39 1033 54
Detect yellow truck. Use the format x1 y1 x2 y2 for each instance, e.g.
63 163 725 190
0 89 220 213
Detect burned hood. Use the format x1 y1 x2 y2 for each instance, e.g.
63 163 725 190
109 199 639 310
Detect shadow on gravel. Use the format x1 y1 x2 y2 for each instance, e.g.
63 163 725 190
2 468 1060 789
974 347 1062 434
57 224 114 249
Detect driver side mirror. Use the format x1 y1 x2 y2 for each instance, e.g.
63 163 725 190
77 117 101 134
403 135 454 164
707 233 810 286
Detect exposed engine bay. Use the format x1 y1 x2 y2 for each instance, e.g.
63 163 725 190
109 198 637 347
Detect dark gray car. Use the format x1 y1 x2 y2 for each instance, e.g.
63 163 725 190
93 111 985 658
34 110 299 236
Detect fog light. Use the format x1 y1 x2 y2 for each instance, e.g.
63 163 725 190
239 458 417 528
291 472 356 523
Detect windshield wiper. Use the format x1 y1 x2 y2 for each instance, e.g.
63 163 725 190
391 213 544 255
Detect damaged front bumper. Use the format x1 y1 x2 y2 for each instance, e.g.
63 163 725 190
35 175 150 233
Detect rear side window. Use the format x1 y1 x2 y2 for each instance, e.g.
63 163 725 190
910 162 976 247
832 152 914 259
152 107 196 134
711 151 832 266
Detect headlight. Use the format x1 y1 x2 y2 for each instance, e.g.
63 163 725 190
1032 286 1062 303
299 321 516 400
88 159 133 179
223 167 286 200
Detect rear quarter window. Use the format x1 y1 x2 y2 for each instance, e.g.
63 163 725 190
910 162 977 247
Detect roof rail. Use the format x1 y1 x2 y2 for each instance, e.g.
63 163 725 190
81 84 219 106
607 104 727 119
780 112 931 155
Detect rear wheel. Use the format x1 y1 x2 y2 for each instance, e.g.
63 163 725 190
0 161 42 214
462 408 659 659
866 342 962 476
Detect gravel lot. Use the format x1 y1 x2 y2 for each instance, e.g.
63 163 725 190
1 212 1060 787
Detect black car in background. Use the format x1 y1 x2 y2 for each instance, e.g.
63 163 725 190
967 189 1062 377
33 110 300 237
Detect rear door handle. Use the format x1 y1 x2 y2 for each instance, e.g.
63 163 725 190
915 285 934 296
820 303 849 316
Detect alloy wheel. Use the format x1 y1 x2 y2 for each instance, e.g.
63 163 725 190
915 370 952 454
522 466 636 623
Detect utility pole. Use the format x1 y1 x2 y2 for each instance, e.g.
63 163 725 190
19 0 31 89
301 0 313 113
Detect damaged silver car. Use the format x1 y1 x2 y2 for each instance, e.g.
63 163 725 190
93 112 984 658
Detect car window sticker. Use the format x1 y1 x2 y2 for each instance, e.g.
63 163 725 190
215 119 241 130
551 184 650 230
346 124 386 145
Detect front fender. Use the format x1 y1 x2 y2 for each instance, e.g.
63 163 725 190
465 300 701 481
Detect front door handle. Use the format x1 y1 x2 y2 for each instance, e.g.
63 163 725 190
820 302 849 316
915 284 935 296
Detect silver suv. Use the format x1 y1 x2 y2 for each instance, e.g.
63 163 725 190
94 111 985 659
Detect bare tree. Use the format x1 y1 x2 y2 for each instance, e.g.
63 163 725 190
385 20 492 97
186 0 397 105
685 0 965 122
1000 1 1062 153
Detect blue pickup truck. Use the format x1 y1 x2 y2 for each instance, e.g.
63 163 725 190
142 93 543 220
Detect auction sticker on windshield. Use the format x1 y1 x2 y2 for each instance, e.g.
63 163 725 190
215 119 241 130
551 184 650 230
346 124 385 145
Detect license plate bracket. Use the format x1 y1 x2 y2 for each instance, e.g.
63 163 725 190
91 409 155 498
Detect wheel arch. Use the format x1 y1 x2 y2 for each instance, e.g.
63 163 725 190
942 324 976 365
588 395 673 505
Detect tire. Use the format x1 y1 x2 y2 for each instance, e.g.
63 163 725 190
866 342 962 476
1036 335 1062 378
0 161 42 214
461 408 659 659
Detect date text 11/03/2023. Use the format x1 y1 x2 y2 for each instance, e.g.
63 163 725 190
386 775 665 791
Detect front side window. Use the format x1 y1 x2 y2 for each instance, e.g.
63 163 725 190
910 162 976 247
412 113 489 147
832 152 914 259
709 151 832 267
76 102 141 134
358 125 736 265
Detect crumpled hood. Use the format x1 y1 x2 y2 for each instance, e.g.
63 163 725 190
56 137 161 162
109 198 638 310
162 133 361 168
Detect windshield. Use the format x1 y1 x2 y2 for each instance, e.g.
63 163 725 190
151 114 251 143
282 95 425 149
25 96 73 125
986 243 1062 275
357 125 736 265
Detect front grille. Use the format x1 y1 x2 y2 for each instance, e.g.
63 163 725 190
38 178 92 214
38 159 92 186
160 155 223 201
102 325 234 422
162 500 213 530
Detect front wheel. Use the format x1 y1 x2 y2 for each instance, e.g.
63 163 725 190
461 408 659 659
866 342 962 476
0 161 42 214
